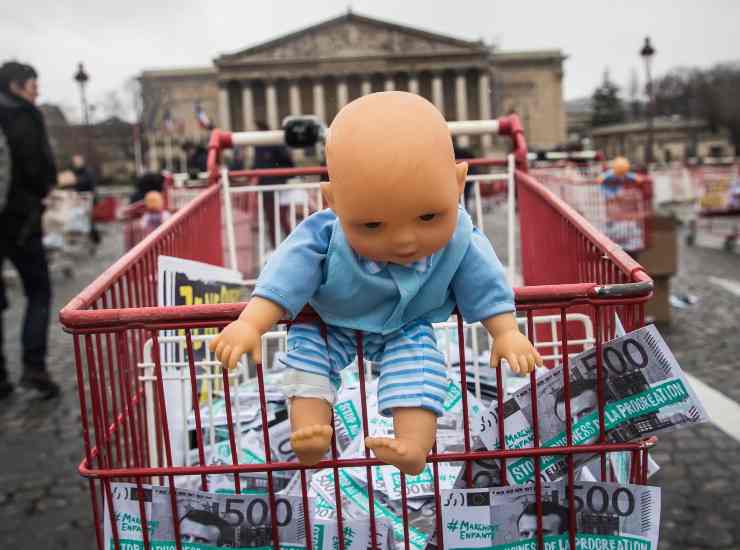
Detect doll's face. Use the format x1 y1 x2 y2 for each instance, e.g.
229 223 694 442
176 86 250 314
324 92 467 265
329 161 463 264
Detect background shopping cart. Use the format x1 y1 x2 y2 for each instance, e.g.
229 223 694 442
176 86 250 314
42 189 96 278
686 162 740 252
530 167 654 253
60 115 655 550
123 134 520 287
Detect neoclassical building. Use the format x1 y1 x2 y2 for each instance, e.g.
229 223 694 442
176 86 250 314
141 12 566 170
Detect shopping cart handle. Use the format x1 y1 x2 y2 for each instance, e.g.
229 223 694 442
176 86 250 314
592 280 654 298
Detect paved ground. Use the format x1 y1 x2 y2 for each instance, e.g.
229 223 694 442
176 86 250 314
653 232 740 550
0 219 739 549
0 226 123 550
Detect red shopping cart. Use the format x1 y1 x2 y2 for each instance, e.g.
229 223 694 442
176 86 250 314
685 162 740 252
530 168 653 253
60 114 655 550
124 138 520 285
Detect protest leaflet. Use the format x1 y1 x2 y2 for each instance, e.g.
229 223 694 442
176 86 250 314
474 324 707 485
441 480 661 550
104 482 393 550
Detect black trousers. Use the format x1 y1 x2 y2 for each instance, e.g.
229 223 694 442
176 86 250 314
0 231 52 380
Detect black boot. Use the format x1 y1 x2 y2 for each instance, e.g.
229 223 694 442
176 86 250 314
0 378 13 399
0 359 12 400
20 370 60 399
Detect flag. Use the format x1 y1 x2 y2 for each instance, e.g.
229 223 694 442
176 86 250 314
162 109 175 133
195 101 213 130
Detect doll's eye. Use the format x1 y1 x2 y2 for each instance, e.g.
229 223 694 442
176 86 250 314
419 213 436 221
364 222 382 229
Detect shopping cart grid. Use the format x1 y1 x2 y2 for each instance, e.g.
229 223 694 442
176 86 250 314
60 115 655 550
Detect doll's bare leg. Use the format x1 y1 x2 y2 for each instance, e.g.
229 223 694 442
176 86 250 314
289 397 333 466
365 407 436 475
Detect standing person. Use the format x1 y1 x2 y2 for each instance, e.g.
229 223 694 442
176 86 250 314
0 61 59 399
71 153 100 244
252 121 294 248
453 139 478 213
183 141 208 178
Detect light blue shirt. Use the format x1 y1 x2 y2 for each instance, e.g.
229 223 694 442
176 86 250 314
253 207 515 335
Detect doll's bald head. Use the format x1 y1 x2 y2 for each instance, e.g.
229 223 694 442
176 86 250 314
325 91 462 193
322 92 468 265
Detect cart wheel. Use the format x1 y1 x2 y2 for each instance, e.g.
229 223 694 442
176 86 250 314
723 236 737 253
686 219 696 246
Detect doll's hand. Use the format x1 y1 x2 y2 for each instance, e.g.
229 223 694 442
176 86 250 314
490 329 543 375
209 319 263 370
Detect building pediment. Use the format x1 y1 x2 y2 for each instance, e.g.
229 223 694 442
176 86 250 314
216 12 486 66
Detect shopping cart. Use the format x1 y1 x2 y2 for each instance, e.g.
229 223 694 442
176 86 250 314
530 168 653 253
123 145 520 286
60 114 655 550
527 151 604 179
685 161 740 252
42 189 96 277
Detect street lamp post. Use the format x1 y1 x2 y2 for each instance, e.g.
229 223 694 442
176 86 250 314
74 62 89 125
74 62 93 163
640 37 656 165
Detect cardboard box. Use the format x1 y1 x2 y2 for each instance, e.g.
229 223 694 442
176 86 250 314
645 274 671 324
635 215 679 276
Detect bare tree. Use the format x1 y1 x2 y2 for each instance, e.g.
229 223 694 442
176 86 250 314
138 76 171 132
653 62 740 150
628 67 641 120
591 67 625 127
100 90 125 120
125 77 143 123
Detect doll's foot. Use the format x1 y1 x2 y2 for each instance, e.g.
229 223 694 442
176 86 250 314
290 425 333 466
365 437 427 475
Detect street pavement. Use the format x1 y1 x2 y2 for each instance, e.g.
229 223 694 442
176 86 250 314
653 234 740 550
0 221 739 549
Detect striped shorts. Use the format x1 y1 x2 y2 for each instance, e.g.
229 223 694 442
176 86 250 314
280 320 448 417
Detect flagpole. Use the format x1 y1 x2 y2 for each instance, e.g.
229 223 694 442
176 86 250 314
166 133 173 171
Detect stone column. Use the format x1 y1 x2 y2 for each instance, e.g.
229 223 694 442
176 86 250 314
241 81 255 131
265 80 279 130
313 78 326 123
431 72 444 114
455 71 470 147
408 73 420 95
337 78 349 110
478 70 493 153
384 75 395 91
289 80 301 115
147 132 158 171
218 85 231 131
361 76 372 96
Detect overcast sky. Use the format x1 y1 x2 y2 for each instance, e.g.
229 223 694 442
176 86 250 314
2 0 739 122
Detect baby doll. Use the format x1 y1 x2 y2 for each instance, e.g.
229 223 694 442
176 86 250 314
210 92 542 474
140 190 171 232
599 157 639 199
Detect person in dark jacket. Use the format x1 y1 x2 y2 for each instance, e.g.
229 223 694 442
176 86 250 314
72 154 96 192
253 121 294 248
183 141 208 178
130 171 165 204
0 61 59 399
453 139 478 213
71 153 101 244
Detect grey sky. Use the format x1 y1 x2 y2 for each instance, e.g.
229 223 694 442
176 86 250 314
2 0 739 122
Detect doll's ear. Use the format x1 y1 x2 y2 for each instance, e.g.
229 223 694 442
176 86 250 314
455 162 468 195
320 181 334 209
